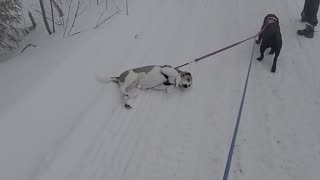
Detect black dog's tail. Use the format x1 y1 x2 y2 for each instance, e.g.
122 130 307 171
95 74 119 84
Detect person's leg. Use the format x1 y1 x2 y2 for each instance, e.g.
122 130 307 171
298 0 319 38
303 0 319 26
301 0 308 21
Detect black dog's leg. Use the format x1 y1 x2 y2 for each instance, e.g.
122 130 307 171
271 51 280 73
269 48 275 54
257 44 267 61
256 34 262 44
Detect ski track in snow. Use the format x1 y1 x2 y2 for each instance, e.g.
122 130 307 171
0 0 320 180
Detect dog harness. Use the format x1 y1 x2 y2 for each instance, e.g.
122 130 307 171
160 65 178 86
161 72 175 86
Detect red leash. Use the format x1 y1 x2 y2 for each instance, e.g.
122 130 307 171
175 24 270 69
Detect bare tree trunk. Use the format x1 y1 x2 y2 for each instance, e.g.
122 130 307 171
63 0 73 37
50 0 55 33
39 0 52 35
94 10 121 29
126 0 128 15
68 0 80 36
35 9 62 26
97 0 99 6
28 11 37 29
52 0 63 17
93 10 121 29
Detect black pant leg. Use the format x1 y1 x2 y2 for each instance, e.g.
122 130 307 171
303 0 320 26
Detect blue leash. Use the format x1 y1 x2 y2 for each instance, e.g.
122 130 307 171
222 41 256 180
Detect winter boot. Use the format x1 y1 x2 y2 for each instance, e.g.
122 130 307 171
297 24 315 38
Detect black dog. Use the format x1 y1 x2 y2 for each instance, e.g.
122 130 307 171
256 14 282 73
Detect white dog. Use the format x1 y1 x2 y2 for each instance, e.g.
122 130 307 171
97 65 192 109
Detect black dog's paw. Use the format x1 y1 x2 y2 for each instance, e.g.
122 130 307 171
271 66 276 73
256 40 261 44
257 57 263 61
124 104 132 109
269 50 275 54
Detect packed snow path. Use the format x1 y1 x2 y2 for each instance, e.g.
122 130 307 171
0 0 320 180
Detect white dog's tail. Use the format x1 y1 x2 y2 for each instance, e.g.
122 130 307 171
95 74 119 84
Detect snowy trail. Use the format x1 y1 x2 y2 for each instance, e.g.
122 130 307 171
33 1 245 180
232 0 320 180
1 0 320 180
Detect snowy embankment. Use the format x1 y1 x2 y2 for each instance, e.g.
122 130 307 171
0 0 319 180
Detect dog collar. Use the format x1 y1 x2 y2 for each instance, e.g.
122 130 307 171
266 17 278 24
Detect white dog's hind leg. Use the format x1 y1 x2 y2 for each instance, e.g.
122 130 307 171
119 71 139 109
122 87 141 109
123 94 132 109
127 86 141 97
120 85 134 109
119 71 138 95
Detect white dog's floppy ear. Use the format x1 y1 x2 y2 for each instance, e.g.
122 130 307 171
180 71 191 76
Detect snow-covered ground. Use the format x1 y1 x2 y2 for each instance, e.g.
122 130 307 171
0 0 319 180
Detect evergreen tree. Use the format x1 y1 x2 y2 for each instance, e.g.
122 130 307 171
0 0 23 50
